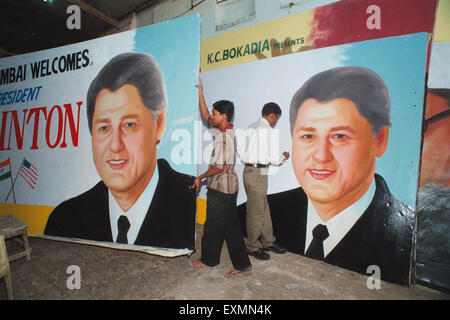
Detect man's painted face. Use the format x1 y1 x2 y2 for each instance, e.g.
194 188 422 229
92 84 164 196
291 98 388 210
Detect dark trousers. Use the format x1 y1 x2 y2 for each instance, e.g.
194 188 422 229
201 188 251 271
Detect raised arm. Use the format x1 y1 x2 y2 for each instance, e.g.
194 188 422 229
195 78 211 125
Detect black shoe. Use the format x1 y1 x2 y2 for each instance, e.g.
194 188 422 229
263 243 287 254
248 248 270 260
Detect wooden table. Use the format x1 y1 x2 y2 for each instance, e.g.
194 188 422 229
0 215 31 262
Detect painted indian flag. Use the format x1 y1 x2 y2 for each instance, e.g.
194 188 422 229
0 158 11 181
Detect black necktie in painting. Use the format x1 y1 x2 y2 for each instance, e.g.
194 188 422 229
116 215 131 244
305 224 329 260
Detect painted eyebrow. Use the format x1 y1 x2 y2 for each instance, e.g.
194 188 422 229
93 118 110 125
120 114 140 121
294 126 356 134
329 126 356 134
94 114 140 124
295 127 316 133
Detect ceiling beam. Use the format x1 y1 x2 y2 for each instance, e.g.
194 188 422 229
133 0 164 15
67 0 120 28
0 46 19 57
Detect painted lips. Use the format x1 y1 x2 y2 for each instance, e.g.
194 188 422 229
307 169 335 180
107 159 128 170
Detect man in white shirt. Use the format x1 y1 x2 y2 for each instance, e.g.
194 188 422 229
237 103 290 260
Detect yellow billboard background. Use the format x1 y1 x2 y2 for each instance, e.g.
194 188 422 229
0 204 52 235
200 9 316 72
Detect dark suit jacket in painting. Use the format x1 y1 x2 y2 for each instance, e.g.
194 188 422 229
44 159 196 250
238 174 414 285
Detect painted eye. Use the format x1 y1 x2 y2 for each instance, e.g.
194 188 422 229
124 122 136 128
98 125 108 132
300 134 314 139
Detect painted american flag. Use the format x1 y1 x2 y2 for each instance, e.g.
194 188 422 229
19 158 38 189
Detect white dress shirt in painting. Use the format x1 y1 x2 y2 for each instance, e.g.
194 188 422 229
109 165 159 245
304 178 376 257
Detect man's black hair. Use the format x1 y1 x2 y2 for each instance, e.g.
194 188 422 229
213 100 235 122
262 102 282 116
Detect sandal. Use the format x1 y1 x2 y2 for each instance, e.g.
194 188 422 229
190 258 210 268
226 267 253 278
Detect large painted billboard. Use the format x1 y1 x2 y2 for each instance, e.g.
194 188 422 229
0 14 200 257
199 32 428 285
196 0 439 286
197 0 438 224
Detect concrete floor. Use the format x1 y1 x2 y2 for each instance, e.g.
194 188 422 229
1 224 448 300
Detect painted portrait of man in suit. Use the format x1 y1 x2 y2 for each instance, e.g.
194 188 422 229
256 67 415 285
44 52 196 250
